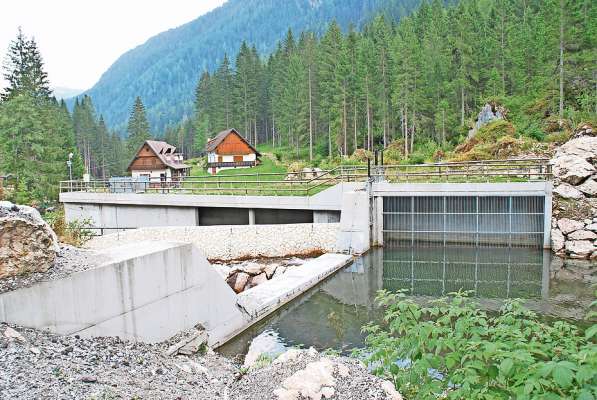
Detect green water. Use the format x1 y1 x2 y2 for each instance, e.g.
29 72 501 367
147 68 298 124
219 246 596 358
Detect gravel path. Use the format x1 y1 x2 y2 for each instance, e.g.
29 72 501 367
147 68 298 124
0 245 103 294
0 324 399 399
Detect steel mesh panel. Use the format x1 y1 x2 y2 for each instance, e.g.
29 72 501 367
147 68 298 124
383 195 545 248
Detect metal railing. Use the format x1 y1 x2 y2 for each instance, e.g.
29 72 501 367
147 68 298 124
59 158 551 197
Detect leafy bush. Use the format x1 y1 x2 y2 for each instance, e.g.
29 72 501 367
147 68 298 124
361 290 597 400
44 208 93 246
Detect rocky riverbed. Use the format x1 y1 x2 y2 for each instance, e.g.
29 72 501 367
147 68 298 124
0 324 401 400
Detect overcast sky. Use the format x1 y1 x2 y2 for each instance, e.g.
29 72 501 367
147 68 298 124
1 0 226 91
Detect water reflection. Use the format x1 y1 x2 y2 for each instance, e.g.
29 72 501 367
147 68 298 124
218 246 594 358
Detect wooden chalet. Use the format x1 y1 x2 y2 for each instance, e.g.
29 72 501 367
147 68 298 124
127 140 190 183
205 129 261 175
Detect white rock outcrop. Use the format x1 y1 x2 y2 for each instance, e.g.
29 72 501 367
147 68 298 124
0 202 59 279
550 126 597 259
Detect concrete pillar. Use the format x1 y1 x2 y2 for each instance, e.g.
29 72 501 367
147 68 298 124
543 184 553 249
336 190 370 254
248 208 256 225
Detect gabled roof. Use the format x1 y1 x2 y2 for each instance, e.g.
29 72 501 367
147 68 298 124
205 128 261 156
127 140 190 171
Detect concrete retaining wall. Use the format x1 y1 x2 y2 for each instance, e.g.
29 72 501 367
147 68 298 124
85 223 340 260
0 242 248 344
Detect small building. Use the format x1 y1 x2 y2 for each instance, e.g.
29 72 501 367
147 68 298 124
127 140 190 183
205 129 261 175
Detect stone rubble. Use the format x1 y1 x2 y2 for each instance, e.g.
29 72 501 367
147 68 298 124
550 123 597 260
216 257 312 294
0 324 399 400
0 244 101 294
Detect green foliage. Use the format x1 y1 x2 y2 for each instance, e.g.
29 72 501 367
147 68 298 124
44 208 93 246
362 290 597 400
126 96 151 157
190 0 595 161
81 0 423 132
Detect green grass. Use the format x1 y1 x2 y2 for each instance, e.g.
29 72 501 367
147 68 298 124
190 157 287 179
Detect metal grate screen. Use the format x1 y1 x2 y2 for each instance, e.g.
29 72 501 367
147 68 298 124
381 247 545 298
383 196 545 248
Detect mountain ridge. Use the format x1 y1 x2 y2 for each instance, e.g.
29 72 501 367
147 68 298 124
75 0 421 134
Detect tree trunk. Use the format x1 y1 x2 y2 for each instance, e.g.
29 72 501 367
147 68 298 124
461 86 465 126
342 87 347 156
559 0 565 122
308 66 313 161
353 97 358 153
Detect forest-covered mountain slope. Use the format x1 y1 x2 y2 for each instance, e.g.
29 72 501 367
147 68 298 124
79 0 422 133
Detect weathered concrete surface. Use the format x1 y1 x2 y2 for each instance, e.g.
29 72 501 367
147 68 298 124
336 191 370 254
60 183 364 229
0 242 248 345
85 224 340 260
237 253 353 320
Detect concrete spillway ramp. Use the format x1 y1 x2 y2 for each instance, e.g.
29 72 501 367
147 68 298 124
0 241 353 347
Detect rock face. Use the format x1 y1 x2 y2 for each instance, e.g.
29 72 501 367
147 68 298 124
468 103 506 139
0 202 59 279
550 124 597 259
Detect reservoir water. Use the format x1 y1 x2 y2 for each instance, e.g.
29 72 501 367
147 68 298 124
219 246 596 359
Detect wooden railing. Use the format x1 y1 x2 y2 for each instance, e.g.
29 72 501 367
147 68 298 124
59 158 551 197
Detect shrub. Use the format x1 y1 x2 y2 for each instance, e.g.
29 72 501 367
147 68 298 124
361 290 597 400
44 208 93 246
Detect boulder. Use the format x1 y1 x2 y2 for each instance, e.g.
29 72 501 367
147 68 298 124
555 136 597 160
0 202 59 279
227 272 250 293
550 228 565 252
246 272 268 289
586 223 597 232
578 179 597 197
551 155 595 185
264 263 279 279
565 240 594 258
568 230 597 241
239 262 265 276
554 183 584 199
557 218 584 234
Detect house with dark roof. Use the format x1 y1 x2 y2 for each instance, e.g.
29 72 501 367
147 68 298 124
205 129 261 175
127 140 190 182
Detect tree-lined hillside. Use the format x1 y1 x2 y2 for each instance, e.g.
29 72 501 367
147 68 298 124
192 0 595 162
79 0 423 133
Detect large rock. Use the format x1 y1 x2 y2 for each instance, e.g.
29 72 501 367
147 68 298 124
227 272 250 293
0 202 59 279
550 228 565 252
557 218 584 234
565 240 594 258
568 230 597 241
554 183 584 199
578 179 597 196
555 136 597 160
551 155 595 185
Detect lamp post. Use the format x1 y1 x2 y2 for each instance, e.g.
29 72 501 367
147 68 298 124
67 153 73 191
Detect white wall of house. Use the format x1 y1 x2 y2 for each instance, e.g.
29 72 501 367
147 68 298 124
131 169 172 181
207 151 258 175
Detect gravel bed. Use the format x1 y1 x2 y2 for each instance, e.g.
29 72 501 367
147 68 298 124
0 245 104 294
0 323 236 400
0 324 396 399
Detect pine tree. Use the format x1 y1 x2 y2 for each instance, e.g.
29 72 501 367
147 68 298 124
2 28 51 100
126 97 151 156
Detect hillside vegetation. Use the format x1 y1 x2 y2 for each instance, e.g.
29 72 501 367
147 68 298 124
161 0 595 169
79 0 422 133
